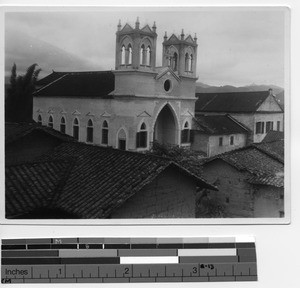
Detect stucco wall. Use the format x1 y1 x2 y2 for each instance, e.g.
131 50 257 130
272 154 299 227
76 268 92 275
228 113 283 143
33 96 195 150
191 133 209 155
110 167 196 218
253 186 284 217
191 133 247 157
253 113 284 143
257 96 282 112
202 159 254 217
202 159 284 218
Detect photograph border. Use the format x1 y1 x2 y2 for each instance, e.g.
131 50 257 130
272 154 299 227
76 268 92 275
0 3 291 226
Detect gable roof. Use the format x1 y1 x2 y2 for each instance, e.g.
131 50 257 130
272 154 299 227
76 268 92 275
263 130 284 143
5 122 76 145
34 71 115 98
6 142 216 219
193 114 249 135
195 91 280 113
252 140 284 163
141 24 152 33
155 66 181 82
203 144 284 188
121 23 134 32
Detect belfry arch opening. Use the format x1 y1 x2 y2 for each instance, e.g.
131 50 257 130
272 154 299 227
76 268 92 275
153 105 178 145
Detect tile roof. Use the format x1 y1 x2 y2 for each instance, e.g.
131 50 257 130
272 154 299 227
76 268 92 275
195 91 280 113
6 142 216 219
5 122 76 145
34 71 115 98
203 145 284 188
6 159 74 218
252 140 284 163
193 114 249 135
263 130 284 143
247 173 284 188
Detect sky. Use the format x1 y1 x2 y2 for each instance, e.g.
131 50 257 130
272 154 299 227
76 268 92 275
5 7 287 87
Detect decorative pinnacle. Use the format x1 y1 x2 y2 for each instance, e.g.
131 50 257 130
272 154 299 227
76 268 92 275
164 31 168 41
152 21 157 32
181 29 185 40
135 17 140 29
117 19 122 31
194 33 197 42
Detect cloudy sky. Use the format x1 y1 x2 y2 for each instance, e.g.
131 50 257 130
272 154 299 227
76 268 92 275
5 7 287 87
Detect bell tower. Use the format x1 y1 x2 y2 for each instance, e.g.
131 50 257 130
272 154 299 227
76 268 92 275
115 18 157 71
162 30 198 78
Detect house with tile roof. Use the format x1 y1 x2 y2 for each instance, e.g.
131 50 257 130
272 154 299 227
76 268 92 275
33 18 198 152
195 90 284 143
191 114 250 157
200 142 284 218
5 123 216 219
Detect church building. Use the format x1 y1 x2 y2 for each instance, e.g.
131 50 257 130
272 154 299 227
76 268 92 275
33 18 198 151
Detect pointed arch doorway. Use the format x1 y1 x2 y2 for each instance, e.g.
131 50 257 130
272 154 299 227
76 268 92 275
153 104 178 145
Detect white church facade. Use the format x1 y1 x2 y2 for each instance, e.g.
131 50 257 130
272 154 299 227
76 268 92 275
33 18 198 151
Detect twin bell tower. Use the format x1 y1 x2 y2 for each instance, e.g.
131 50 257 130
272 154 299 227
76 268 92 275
114 17 198 79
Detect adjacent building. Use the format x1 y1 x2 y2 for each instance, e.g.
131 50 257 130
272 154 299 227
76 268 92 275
191 114 249 157
201 141 284 218
195 90 284 143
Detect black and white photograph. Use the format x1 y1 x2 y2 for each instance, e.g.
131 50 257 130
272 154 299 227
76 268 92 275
4 6 289 221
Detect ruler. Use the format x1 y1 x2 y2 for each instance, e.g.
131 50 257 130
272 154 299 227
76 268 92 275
1 237 257 283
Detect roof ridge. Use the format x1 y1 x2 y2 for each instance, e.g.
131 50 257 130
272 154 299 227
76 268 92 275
196 90 270 95
251 143 284 163
34 73 68 94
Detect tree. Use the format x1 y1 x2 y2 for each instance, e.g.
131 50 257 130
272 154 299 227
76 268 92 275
5 63 41 123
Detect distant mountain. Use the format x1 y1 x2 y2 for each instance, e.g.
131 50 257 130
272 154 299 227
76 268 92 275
5 28 100 82
196 82 284 95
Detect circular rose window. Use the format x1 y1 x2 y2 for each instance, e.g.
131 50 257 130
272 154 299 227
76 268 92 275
164 79 172 92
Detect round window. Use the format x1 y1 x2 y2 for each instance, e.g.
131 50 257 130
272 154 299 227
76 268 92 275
164 79 172 92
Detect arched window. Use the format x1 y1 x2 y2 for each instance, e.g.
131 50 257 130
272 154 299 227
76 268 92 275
181 121 190 144
73 118 79 140
136 122 147 148
128 45 132 65
146 46 151 66
118 129 127 150
86 119 93 143
121 45 126 65
189 54 193 72
48 115 53 128
172 52 178 71
185 53 189 71
37 115 42 125
140 44 146 65
102 120 109 145
60 117 66 134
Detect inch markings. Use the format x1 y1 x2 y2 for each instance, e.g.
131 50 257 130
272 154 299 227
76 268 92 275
1 237 257 283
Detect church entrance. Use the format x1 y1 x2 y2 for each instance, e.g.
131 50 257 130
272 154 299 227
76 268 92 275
153 105 177 145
